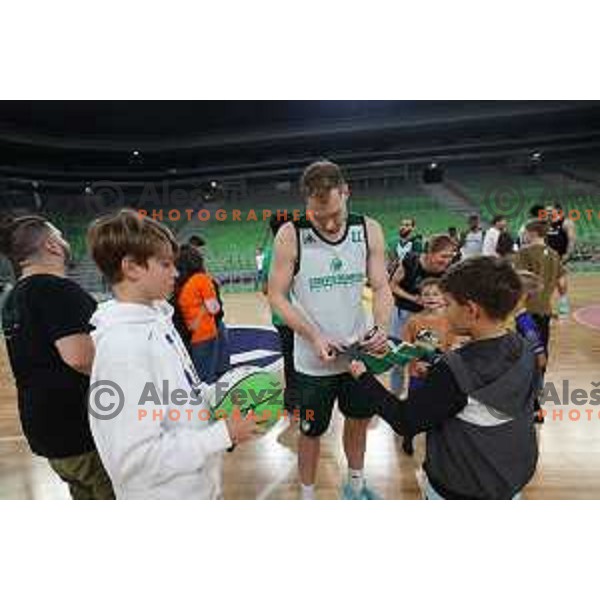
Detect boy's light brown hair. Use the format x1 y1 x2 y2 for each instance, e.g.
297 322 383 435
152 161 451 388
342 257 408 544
524 219 549 238
87 209 178 284
300 161 346 200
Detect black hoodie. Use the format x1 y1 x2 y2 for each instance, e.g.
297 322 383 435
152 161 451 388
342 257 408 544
356 332 539 499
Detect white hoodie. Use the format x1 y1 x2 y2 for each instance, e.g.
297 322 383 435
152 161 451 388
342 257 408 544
89 300 231 499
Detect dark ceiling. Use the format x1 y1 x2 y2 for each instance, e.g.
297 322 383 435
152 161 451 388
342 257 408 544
1 101 600 178
0 100 597 147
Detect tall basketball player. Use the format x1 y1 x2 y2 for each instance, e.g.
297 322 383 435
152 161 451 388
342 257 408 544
269 161 393 499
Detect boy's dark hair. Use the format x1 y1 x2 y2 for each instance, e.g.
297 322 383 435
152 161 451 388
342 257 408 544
492 214 506 226
441 256 522 321
419 277 443 293
300 160 346 200
524 219 549 238
175 243 206 292
0 215 52 271
188 234 206 248
87 209 178 284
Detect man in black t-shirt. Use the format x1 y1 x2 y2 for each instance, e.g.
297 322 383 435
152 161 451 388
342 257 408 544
0 216 113 499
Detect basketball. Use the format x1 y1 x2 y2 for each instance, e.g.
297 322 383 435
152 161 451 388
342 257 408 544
208 366 284 431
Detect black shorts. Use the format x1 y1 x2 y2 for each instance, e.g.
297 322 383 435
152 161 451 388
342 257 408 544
295 372 376 437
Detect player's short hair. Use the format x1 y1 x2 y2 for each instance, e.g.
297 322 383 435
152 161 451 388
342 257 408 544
300 160 346 200
492 214 506 225
88 209 178 284
441 256 522 321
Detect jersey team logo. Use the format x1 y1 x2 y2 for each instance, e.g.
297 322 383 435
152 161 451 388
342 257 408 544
330 257 343 272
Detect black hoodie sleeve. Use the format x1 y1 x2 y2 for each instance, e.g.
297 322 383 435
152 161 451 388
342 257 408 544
355 361 468 437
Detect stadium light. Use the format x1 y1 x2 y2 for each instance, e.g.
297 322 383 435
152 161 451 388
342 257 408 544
128 149 144 166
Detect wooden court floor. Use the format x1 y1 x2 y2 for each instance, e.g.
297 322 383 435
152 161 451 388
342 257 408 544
1 274 599 500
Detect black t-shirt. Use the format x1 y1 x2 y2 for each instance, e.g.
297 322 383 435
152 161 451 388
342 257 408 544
1 274 97 458
546 219 569 257
394 252 442 312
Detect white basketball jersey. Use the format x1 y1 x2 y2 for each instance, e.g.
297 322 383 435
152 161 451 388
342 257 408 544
461 229 484 258
291 213 369 375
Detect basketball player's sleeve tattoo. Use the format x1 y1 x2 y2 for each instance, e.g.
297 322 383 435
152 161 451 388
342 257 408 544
354 362 468 438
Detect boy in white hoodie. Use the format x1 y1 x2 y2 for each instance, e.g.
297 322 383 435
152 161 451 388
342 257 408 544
87 209 260 499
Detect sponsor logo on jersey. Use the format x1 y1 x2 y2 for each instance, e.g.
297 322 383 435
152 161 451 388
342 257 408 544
303 232 317 244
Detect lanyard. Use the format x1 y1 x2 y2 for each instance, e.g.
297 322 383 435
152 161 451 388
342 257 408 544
164 330 203 400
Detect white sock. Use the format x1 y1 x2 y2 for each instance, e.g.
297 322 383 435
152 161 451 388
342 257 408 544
301 484 315 500
348 469 365 493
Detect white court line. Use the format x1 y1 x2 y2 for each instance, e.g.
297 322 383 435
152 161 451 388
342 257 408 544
256 461 296 500
255 419 296 500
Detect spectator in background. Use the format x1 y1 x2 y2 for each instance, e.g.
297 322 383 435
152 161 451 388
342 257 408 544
255 246 265 291
176 244 224 383
188 234 206 250
482 215 507 256
459 214 485 259
496 229 516 259
0 216 114 499
518 205 545 247
211 273 231 380
388 234 456 396
545 204 576 261
447 227 461 264
387 218 423 263
514 219 566 358
447 226 459 246
545 203 575 317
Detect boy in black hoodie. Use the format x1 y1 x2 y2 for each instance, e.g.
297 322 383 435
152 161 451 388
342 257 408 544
349 256 539 499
